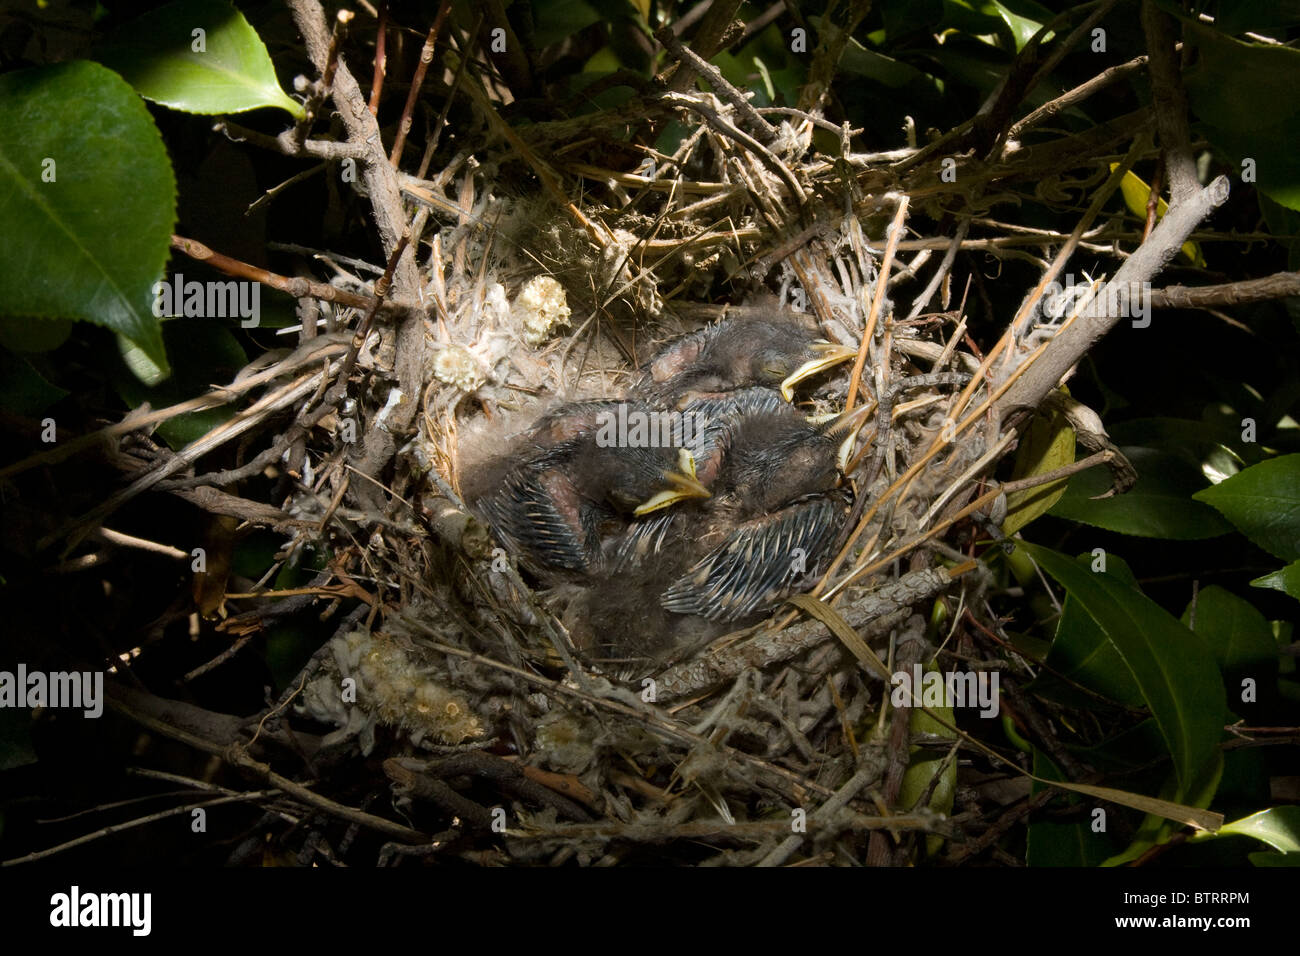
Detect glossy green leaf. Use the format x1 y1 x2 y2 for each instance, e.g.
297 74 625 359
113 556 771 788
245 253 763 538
1181 585 1279 676
1214 807 1300 854
1070 719 1167 774
1194 454 1300 561
1252 560 1300 604
1021 543 1226 806
118 333 169 387
840 38 934 89
1030 552 1144 708
1051 446 1234 539
942 0 1051 51
113 318 246 449
0 61 174 371
1110 416 1252 475
98 0 305 120
1003 405 1074 537
1184 24 1300 211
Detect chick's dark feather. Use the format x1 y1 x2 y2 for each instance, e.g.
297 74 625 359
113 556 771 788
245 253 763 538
611 388 851 629
636 314 831 405
467 401 698 577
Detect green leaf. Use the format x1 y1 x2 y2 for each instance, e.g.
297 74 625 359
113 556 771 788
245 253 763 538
0 316 73 353
531 0 605 49
113 318 246 449
1020 543 1226 806
1102 768 1221 867
880 0 944 39
1214 807 1300 854
1252 560 1300 604
1051 446 1235 539
1110 417 1252 472
1181 586 1279 677
98 0 305 120
0 61 174 371
840 38 934 88
898 663 957 856
1002 404 1074 537
118 332 169 387
1251 850 1300 866
1070 719 1167 774
1027 749 1115 866
1184 23 1300 211
1030 551 1144 707
1194 455 1300 561
0 350 70 416
1211 0 1300 36
942 0 1050 51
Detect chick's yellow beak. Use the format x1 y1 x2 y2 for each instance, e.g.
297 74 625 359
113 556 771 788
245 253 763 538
633 449 712 516
822 404 874 473
779 342 858 401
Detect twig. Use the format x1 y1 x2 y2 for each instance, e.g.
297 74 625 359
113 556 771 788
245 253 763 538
660 92 807 204
665 0 744 92
294 9 354 149
389 1 453 167
1150 271 1300 309
1141 1 1200 204
655 25 778 144
2 791 282 866
993 175 1230 418
1005 54 1150 146
216 119 367 160
845 196 909 411
170 234 401 312
368 1 388 115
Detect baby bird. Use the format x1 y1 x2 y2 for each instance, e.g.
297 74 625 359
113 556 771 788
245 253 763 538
573 390 868 667
635 313 857 406
467 400 710 578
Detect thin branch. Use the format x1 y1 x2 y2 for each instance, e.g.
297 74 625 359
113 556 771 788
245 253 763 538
994 175 1230 418
1151 271 1300 309
1141 1 1200 203
389 1 453 167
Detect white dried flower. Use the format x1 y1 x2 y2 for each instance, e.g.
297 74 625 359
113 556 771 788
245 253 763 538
514 275 571 346
433 344 486 392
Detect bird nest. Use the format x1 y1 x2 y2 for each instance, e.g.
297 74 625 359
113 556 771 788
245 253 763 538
250 93 1096 865
20 6 1233 867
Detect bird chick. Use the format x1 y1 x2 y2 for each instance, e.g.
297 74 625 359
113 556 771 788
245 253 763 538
657 390 867 620
636 313 857 406
574 390 869 667
466 400 711 578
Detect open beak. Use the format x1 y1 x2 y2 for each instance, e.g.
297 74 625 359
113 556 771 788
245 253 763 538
819 404 874 473
779 342 858 401
634 449 712 515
